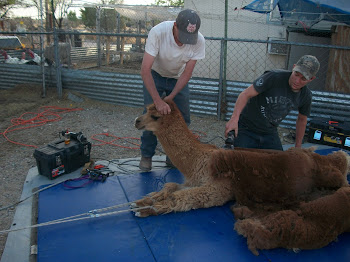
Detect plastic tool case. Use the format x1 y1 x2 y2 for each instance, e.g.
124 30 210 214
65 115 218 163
308 118 350 149
34 136 91 179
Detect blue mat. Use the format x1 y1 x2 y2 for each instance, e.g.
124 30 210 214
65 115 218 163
37 148 350 261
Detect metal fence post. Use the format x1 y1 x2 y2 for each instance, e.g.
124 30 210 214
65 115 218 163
51 0 62 98
96 7 101 68
218 38 225 120
39 0 46 98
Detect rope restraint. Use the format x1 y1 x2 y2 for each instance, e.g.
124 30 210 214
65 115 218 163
0 201 153 234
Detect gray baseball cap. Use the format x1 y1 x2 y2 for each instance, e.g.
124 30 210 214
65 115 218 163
176 9 201 45
293 55 320 80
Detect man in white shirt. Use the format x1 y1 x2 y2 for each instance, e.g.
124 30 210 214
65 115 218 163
139 9 205 171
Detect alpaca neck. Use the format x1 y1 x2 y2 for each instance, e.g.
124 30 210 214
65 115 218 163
155 120 201 170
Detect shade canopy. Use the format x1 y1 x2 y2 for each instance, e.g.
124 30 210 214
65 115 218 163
243 0 350 30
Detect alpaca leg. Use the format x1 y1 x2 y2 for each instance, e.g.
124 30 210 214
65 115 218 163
235 210 302 255
132 182 183 217
136 180 234 217
148 182 183 202
231 204 254 220
235 187 350 255
133 182 182 207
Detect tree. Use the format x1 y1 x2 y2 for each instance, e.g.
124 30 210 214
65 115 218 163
0 0 32 19
80 7 96 29
81 6 127 32
29 0 73 29
154 0 184 6
67 11 78 22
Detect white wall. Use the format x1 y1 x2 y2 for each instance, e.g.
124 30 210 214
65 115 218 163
186 0 288 81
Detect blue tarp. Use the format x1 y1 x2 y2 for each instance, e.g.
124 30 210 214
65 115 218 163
243 0 350 28
36 148 350 261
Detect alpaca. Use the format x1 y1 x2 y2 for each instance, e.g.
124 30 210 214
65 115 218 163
133 100 350 222
234 186 350 255
209 147 350 209
133 100 235 217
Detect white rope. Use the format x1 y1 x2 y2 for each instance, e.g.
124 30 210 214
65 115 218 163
0 203 152 234
0 179 67 212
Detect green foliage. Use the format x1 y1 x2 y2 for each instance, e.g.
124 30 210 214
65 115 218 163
67 11 78 22
80 7 96 29
0 0 17 9
1 0 30 18
101 8 117 31
80 7 126 31
154 0 184 6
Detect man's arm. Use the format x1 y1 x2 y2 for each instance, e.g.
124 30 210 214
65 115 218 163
166 59 197 101
140 52 171 114
295 113 308 148
225 84 259 137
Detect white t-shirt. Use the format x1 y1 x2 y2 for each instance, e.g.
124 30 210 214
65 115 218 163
145 21 205 79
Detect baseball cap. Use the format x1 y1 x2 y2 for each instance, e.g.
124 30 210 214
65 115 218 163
293 55 320 80
176 9 201 45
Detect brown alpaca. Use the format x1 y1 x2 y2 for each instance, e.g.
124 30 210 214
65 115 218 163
133 100 235 216
234 186 350 255
209 147 349 209
133 100 350 254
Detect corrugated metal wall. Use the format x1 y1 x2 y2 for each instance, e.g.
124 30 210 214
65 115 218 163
1 63 349 130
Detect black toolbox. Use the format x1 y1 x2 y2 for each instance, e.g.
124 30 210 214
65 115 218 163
307 117 350 149
33 137 91 179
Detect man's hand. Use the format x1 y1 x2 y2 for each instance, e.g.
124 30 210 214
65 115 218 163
225 118 238 137
154 99 171 114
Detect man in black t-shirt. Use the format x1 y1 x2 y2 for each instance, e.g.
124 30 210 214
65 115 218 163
225 55 320 150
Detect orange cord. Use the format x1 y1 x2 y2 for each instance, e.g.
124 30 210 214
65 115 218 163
90 133 140 149
1 106 83 148
1 107 208 150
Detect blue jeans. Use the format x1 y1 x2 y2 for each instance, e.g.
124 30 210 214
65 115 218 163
140 70 190 158
234 126 283 151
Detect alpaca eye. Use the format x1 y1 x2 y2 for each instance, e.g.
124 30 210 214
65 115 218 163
151 115 160 121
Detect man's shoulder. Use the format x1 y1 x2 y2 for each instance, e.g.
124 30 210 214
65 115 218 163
150 21 173 33
254 69 290 88
198 31 205 42
301 85 312 97
262 69 291 78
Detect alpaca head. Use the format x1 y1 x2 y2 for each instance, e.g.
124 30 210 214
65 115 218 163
134 100 181 132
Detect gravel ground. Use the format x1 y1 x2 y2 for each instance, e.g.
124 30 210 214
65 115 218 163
0 83 295 259
0 83 229 258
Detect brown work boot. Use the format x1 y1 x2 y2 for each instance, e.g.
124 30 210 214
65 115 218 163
165 156 176 169
139 156 152 172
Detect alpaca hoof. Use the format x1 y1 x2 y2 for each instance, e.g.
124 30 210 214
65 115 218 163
133 207 158 217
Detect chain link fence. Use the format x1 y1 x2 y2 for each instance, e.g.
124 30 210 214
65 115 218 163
1 2 350 119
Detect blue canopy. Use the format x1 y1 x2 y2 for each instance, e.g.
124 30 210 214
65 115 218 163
243 0 350 28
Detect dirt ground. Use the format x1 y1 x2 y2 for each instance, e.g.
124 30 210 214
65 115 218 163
0 83 295 259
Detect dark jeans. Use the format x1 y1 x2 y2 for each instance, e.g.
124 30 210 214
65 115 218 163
234 126 283 151
140 70 190 158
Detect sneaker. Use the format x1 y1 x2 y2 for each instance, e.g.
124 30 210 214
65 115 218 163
139 156 152 171
165 156 176 169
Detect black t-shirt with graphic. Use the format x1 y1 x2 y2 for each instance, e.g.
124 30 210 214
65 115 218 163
239 70 312 134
